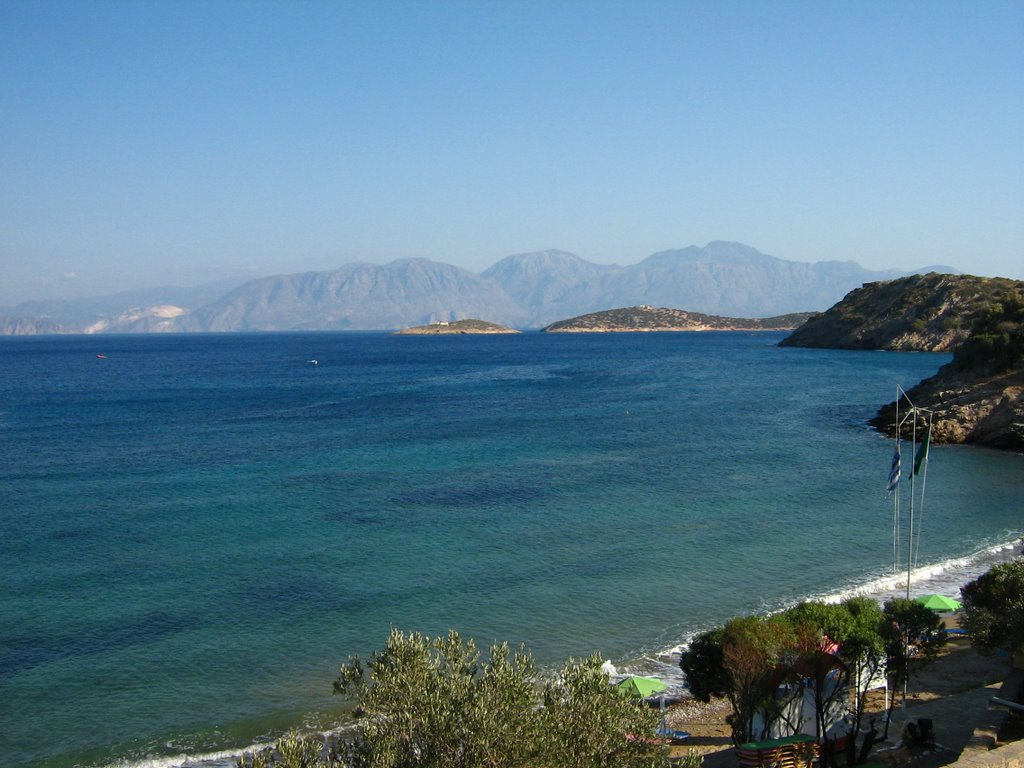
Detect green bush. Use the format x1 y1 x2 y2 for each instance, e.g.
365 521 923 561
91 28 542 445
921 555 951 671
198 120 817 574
241 629 670 768
961 560 1024 656
952 292 1024 374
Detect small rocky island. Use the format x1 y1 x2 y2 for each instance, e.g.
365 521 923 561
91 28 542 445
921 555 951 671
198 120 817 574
543 306 815 333
395 319 519 335
782 273 1024 451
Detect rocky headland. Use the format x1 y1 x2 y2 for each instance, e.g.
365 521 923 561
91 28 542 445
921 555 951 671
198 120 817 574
781 273 1024 451
542 306 815 333
395 319 519 335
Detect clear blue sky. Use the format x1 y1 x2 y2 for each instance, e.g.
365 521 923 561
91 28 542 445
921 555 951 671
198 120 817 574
2 0 1022 303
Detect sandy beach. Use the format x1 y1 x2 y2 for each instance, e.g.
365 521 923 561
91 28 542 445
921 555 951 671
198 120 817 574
661 615 1021 767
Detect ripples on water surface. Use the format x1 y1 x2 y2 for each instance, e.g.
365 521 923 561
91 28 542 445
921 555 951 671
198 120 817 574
1 331 1021 768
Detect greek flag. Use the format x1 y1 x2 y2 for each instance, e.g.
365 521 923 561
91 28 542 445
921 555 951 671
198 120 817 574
886 442 901 493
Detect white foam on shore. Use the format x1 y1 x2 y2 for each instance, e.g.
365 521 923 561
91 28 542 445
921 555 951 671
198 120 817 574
620 534 1023 697
817 536 1023 606
97 724 361 768
99 746 255 768
99 537 1023 768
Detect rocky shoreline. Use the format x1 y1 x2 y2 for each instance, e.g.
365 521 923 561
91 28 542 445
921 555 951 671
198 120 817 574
870 368 1024 451
782 273 1024 453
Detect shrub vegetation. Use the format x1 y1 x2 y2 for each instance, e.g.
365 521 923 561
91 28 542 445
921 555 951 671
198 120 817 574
961 559 1024 657
239 629 670 768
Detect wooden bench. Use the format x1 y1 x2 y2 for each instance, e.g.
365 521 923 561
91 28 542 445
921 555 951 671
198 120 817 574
737 734 819 768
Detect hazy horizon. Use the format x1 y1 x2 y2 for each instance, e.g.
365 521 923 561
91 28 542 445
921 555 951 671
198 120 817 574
0 241 975 309
3 1 1022 305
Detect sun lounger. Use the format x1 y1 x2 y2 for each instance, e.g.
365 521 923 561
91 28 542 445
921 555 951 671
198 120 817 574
656 728 691 742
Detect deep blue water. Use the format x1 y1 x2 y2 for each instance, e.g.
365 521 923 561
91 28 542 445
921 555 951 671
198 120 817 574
1 331 1021 768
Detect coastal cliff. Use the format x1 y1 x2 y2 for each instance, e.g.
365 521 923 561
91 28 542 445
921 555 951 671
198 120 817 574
781 274 1024 451
0 316 70 335
543 306 814 333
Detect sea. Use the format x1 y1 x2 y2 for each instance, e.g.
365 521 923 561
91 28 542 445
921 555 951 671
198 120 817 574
1 331 1021 768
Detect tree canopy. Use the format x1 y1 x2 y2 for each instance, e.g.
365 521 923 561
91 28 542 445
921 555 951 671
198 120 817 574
961 559 1024 656
880 598 947 693
679 597 946 762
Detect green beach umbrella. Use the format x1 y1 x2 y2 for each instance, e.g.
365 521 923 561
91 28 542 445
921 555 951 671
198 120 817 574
916 594 962 612
616 675 668 698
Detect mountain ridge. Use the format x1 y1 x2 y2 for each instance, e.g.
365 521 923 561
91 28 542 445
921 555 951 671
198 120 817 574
1 242 961 334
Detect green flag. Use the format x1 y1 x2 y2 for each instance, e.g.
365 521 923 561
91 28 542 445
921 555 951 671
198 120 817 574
914 429 930 475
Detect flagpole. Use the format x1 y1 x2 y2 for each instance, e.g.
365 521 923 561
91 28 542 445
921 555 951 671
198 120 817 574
890 387 934 600
911 410 932 574
892 389 900 574
907 406 917 600
885 387 935 708
890 385 919 600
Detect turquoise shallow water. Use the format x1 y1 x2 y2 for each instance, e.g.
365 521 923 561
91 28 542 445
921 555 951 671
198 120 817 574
1 331 1021 768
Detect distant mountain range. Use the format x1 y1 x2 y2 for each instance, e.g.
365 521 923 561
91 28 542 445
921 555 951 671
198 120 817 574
0 242 958 334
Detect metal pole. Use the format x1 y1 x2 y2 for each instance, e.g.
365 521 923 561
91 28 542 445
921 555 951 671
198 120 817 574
991 697 1024 713
893 390 900 573
906 409 916 600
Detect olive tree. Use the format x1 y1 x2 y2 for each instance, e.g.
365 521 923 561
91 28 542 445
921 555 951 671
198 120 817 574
238 732 330 768
333 629 540 767
538 654 671 768
241 629 671 768
331 628 668 768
